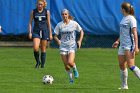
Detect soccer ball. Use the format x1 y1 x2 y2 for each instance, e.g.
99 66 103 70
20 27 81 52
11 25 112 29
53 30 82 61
42 75 54 84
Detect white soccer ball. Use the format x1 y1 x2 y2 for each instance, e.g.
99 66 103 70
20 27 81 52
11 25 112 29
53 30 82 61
42 75 54 84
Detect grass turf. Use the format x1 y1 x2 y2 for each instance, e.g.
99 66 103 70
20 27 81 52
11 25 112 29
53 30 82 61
0 48 140 93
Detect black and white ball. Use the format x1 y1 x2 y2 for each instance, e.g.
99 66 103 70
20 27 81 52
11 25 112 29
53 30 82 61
42 75 54 84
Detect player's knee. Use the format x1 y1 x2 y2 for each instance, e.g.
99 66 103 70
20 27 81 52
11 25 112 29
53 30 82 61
68 62 74 67
34 48 39 52
119 64 123 67
119 64 126 70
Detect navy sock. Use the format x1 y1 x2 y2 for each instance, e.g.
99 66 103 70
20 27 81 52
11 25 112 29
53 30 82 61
34 51 40 64
41 52 46 68
130 66 135 71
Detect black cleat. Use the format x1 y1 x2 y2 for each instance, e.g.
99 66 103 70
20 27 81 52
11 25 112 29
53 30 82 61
41 65 44 68
35 62 41 68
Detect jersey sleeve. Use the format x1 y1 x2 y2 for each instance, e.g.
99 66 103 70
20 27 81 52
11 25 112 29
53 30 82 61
130 17 137 29
74 21 82 32
54 24 60 35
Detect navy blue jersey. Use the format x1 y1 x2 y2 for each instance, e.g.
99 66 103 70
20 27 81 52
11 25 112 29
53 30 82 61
33 9 48 31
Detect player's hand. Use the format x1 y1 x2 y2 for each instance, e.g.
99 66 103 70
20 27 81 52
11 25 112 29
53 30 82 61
49 35 53 40
57 40 61 46
77 41 82 49
135 47 139 55
28 33 32 39
112 41 119 48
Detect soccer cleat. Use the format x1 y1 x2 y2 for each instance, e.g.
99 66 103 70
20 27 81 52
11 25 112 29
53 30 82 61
118 86 128 90
69 79 74 84
73 69 79 78
41 64 44 68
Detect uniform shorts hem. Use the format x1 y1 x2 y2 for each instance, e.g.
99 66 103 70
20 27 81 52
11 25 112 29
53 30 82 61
60 50 75 55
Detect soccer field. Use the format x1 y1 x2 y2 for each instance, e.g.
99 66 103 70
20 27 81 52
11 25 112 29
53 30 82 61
0 48 140 93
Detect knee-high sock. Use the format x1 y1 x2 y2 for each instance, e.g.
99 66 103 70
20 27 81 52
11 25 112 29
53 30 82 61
73 63 77 70
34 51 40 64
41 52 46 67
130 66 140 79
120 69 128 87
66 70 73 81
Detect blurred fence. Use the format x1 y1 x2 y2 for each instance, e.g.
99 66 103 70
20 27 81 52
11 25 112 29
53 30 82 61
1 34 140 48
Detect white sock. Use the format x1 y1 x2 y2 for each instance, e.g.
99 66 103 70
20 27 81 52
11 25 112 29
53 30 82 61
73 63 77 70
120 69 128 87
66 70 73 80
130 66 140 79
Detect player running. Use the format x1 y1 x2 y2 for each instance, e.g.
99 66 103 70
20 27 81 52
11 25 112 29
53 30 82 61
112 2 140 89
54 9 84 84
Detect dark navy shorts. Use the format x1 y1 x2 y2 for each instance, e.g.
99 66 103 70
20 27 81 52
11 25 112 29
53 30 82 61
32 30 49 40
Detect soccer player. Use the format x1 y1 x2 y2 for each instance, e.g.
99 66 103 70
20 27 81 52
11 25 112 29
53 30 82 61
112 2 140 89
28 0 52 68
54 9 84 84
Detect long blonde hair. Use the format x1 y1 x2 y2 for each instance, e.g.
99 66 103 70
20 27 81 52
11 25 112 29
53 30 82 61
36 0 47 9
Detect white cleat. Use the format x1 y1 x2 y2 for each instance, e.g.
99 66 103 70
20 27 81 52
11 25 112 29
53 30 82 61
118 86 128 90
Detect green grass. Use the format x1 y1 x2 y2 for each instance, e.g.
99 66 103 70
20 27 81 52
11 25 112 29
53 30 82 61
0 48 140 93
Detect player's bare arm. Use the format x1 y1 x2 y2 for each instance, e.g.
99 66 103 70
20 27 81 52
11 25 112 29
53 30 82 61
28 10 33 39
54 34 61 46
77 29 84 49
47 10 52 40
132 27 139 55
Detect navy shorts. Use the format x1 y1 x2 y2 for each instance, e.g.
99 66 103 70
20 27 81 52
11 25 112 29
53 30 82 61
32 30 49 40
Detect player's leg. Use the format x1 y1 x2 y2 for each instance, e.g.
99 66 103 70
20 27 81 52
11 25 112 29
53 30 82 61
125 50 140 79
68 50 79 78
61 52 73 83
118 47 128 89
40 40 47 68
118 55 128 89
33 38 41 68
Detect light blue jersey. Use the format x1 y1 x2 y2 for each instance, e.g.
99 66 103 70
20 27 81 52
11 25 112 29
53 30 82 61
54 20 82 51
119 15 136 50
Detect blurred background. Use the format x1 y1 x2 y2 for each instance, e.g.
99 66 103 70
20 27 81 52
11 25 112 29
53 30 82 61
0 0 140 48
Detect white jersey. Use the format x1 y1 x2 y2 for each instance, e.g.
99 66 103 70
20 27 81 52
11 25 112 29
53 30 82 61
54 20 82 51
119 15 137 50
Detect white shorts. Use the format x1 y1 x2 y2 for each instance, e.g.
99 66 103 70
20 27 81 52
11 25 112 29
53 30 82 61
118 46 134 55
60 50 75 55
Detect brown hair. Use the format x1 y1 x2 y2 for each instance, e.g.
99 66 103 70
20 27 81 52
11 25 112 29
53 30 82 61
121 2 134 16
62 9 74 20
37 0 47 9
